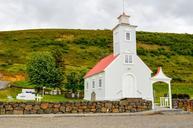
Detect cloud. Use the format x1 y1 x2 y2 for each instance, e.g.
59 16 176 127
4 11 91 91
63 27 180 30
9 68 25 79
0 0 192 33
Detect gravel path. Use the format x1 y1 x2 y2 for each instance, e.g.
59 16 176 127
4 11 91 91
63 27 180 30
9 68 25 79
0 114 193 128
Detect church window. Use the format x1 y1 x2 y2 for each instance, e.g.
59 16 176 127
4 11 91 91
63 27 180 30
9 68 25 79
86 82 89 90
126 32 131 41
129 55 133 63
99 78 102 88
125 55 129 63
125 54 133 64
92 80 95 89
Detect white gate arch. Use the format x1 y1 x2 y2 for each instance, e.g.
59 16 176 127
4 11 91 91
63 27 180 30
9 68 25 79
151 67 172 109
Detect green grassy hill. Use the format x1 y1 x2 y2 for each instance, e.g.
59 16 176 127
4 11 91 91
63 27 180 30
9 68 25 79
0 29 193 100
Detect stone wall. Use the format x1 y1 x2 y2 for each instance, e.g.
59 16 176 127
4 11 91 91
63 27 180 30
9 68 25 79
0 98 152 115
173 99 193 112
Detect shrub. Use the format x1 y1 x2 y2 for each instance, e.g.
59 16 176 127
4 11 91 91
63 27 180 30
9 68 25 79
172 94 190 99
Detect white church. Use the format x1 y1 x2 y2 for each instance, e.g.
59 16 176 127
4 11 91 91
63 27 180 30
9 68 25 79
84 13 172 109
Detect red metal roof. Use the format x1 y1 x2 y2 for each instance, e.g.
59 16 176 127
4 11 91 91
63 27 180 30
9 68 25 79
84 54 117 78
153 67 161 77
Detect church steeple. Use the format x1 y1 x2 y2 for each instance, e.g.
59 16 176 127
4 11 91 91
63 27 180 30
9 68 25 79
113 13 137 56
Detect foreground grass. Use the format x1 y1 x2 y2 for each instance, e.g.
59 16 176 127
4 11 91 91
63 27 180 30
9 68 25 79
42 95 82 102
0 87 82 102
1 83 193 103
0 87 21 102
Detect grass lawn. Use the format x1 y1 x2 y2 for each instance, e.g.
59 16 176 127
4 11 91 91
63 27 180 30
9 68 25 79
0 87 83 102
1 81 193 103
42 95 82 102
0 87 21 102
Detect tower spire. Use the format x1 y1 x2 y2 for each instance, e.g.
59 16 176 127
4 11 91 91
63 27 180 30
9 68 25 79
122 0 125 14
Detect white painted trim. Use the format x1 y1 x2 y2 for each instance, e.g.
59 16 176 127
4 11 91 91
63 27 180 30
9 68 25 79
169 82 172 109
151 81 155 109
151 79 171 84
112 24 137 31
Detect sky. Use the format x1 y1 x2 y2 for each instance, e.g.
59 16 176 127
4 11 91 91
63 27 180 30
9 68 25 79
0 0 193 33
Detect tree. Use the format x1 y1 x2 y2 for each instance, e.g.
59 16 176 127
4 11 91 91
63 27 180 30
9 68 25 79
51 47 66 69
65 70 86 93
77 70 86 91
51 47 66 91
26 52 64 89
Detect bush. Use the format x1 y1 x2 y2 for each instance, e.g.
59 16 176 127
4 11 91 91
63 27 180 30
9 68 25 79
65 70 86 93
137 48 147 55
172 94 190 99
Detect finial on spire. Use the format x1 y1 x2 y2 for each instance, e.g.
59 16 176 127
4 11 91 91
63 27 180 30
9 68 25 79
117 0 131 24
122 0 125 14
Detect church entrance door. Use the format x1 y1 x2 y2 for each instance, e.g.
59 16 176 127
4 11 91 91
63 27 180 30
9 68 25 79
122 74 135 98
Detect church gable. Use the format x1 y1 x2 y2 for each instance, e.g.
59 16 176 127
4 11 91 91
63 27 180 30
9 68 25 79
105 54 151 74
136 56 152 73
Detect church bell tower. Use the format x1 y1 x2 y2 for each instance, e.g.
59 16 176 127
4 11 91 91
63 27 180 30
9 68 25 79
113 13 137 56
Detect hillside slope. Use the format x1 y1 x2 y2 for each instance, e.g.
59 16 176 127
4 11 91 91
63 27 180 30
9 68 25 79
0 29 193 95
